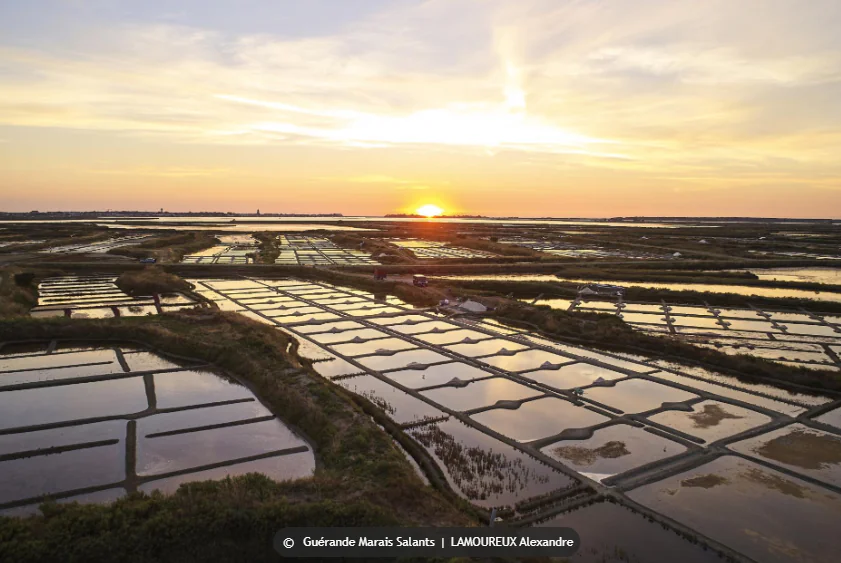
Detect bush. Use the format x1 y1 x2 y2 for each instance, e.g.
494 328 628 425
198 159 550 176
115 267 191 296
14 272 36 287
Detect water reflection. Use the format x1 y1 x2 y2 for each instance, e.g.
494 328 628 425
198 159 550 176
536 502 720 563
408 418 574 508
543 424 686 480
0 346 314 512
471 397 609 442
628 456 841 563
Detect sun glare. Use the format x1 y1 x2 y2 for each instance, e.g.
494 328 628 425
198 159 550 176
416 204 443 218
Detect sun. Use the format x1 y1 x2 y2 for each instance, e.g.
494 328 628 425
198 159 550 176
416 204 443 218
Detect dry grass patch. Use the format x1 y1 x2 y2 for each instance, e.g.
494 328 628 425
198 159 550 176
116 266 191 296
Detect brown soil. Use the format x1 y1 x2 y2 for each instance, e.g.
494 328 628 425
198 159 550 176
552 440 631 465
681 474 729 489
688 403 744 429
115 266 191 296
742 467 807 498
755 428 841 470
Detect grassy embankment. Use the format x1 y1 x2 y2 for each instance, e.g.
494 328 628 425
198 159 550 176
0 311 478 562
115 266 193 296
337 257 840 279
107 232 219 262
252 232 279 264
0 267 40 318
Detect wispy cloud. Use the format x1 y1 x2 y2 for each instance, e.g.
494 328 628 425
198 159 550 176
0 0 839 215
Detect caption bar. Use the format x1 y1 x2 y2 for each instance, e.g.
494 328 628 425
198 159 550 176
274 527 580 558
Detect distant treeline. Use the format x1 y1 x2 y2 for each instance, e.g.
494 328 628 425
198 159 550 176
0 211 344 218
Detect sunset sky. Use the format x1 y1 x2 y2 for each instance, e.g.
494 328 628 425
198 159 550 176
1 0 840 217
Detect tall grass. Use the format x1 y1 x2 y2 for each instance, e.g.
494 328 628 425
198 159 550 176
0 267 39 318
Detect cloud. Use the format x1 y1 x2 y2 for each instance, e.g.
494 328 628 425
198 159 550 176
0 0 840 205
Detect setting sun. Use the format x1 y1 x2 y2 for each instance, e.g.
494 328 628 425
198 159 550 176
416 204 443 218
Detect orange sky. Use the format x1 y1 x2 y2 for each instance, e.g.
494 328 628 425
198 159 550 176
1 1 840 217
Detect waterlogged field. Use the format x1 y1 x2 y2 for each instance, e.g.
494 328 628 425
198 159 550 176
274 235 379 266
181 234 258 265
388 239 497 259
0 343 314 515
29 275 198 319
8 253 841 561
182 275 841 562
40 235 151 254
536 502 721 563
531 296 841 371
443 272 841 302
628 456 841 563
738 267 841 285
496 238 668 259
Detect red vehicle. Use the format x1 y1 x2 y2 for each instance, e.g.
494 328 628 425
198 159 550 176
412 274 428 287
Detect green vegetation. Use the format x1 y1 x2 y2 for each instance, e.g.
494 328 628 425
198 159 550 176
0 311 476 562
0 267 40 318
252 232 279 264
115 266 192 296
0 476 396 563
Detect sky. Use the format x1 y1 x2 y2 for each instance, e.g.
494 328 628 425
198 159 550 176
1 0 840 217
